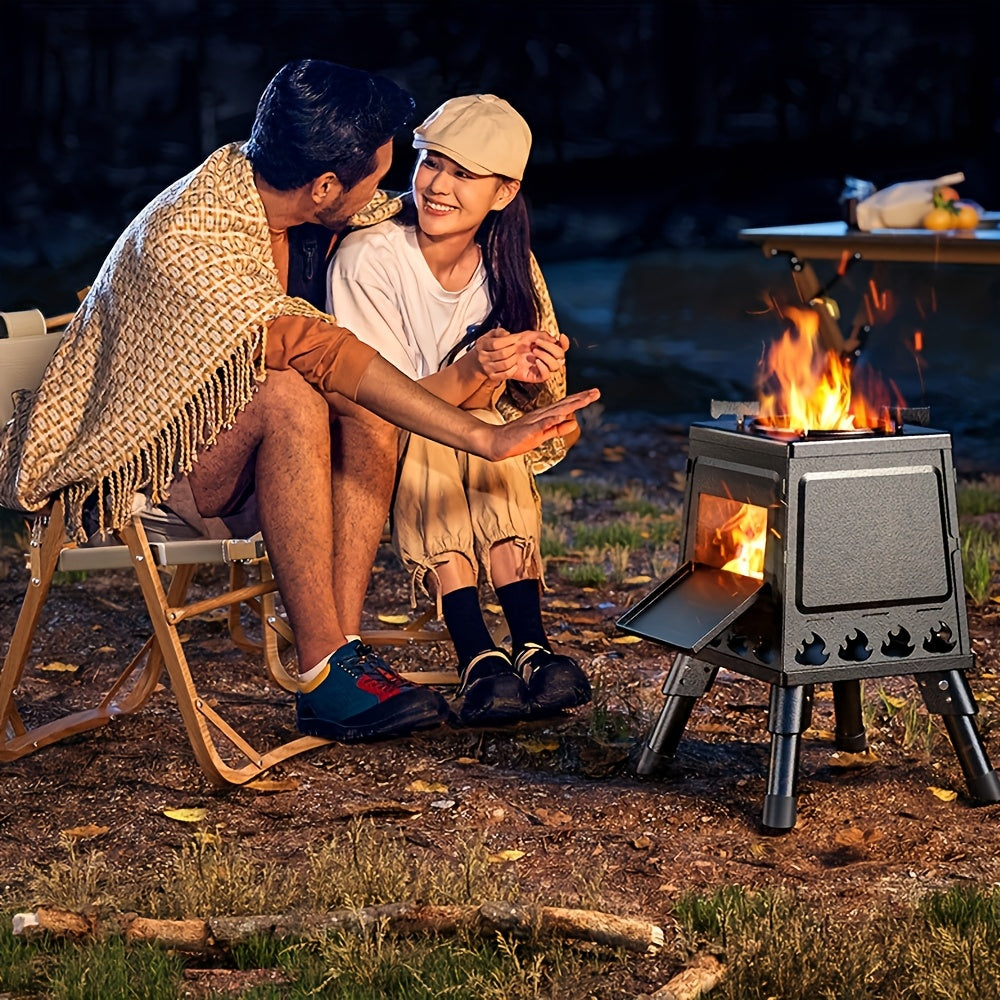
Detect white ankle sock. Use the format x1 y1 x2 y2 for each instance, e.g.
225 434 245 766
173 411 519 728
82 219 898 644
299 635 362 684
299 659 329 684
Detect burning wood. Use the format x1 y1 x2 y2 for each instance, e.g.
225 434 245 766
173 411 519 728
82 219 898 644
755 306 902 433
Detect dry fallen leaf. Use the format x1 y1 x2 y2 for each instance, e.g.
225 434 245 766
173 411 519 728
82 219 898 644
62 824 109 839
829 750 879 769
548 599 581 609
533 807 573 827
805 727 837 741
163 807 208 823
929 786 958 802
516 736 560 753
611 635 642 644
484 604 503 615
406 780 449 794
834 827 882 848
488 849 526 863
881 694 908 710
632 834 652 849
624 575 652 585
246 777 300 793
40 661 78 673
376 613 410 625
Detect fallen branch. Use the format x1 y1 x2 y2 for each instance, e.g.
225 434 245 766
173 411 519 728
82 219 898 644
13 900 665 955
649 953 726 1000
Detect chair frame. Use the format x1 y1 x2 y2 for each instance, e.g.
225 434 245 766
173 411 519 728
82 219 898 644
0 499 334 786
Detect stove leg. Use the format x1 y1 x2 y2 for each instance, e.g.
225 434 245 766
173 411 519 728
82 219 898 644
635 654 717 777
832 679 868 752
916 670 1000 803
762 684 813 832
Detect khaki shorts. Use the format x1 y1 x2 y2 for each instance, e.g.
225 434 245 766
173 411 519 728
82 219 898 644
391 406 542 603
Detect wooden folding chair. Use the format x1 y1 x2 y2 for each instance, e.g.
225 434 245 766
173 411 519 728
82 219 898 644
0 309 330 786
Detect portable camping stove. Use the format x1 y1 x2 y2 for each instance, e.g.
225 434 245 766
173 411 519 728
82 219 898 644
618 410 1000 830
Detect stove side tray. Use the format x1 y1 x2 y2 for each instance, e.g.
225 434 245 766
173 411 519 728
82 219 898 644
617 561 764 652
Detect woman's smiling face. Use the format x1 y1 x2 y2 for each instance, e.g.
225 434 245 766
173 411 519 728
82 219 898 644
412 150 518 238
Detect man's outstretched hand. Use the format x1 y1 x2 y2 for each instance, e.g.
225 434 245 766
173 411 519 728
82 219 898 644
482 388 600 461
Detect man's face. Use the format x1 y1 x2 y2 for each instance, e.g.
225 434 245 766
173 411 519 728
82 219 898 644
315 140 393 231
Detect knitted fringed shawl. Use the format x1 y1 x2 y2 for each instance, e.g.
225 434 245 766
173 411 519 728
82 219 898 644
0 143 332 540
496 252 569 475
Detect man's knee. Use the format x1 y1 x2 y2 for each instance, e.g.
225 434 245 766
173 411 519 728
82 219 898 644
253 368 329 432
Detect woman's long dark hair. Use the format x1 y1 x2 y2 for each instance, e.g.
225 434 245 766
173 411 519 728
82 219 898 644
398 183 541 335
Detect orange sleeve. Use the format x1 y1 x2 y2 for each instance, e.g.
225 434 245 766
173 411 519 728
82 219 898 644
266 314 379 401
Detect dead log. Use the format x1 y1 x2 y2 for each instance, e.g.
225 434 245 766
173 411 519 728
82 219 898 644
650 953 726 999
479 901 665 954
13 901 665 955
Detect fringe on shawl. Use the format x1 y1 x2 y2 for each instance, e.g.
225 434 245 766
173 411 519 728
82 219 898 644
60 336 264 541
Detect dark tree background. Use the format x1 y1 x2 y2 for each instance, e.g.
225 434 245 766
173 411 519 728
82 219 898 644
2 0 999 313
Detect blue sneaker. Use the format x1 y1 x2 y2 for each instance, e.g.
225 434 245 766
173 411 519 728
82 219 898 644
514 643 592 716
297 641 449 741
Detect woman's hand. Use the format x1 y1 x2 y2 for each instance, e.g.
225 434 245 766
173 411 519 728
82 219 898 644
471 328 568 387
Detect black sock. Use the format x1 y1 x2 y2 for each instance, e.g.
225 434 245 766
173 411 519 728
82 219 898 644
495 579 548 654
441 587 495 669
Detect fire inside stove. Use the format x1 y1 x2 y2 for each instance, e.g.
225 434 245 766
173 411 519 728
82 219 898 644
694 495 767 581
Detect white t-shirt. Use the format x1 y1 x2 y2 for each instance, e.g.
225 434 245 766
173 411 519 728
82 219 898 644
326 219 490 380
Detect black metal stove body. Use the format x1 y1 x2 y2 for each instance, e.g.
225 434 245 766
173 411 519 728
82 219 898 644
619 417 1000 831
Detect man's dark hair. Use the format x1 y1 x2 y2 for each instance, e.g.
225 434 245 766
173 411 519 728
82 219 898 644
245 60 415 191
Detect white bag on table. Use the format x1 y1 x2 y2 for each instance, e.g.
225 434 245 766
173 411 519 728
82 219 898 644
855 171 964 230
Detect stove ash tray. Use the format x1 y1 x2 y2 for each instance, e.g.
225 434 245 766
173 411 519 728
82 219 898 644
617 562 763 653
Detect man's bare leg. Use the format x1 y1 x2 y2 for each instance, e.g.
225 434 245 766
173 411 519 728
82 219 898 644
186 370 346 672
328 396 399 635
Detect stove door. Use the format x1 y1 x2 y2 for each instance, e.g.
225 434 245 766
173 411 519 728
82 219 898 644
618 561 764 652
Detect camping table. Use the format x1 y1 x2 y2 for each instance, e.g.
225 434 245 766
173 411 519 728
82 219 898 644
739 216 1000 354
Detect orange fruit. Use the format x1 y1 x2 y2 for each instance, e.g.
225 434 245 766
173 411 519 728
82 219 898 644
922 206 956 230
955 202 979 229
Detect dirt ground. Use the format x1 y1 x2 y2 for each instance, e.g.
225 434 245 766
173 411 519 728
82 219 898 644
1 414 999 996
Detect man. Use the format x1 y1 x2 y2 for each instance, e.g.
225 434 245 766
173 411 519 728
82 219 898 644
0 60 597 744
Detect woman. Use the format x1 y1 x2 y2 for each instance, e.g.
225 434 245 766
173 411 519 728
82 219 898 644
327 94 590 725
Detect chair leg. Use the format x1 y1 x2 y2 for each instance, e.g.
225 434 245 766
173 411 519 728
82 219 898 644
0 503 162 760
119 518 331 787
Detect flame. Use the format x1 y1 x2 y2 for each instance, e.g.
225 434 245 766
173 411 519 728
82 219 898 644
696 495 767 580
756 306 902 432
717 504 766 580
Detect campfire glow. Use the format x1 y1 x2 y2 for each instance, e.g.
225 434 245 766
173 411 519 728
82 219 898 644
756 306 901 433
696 495 767 580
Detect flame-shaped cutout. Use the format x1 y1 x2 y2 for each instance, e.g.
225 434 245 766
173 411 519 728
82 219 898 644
795 632 829 665
752 640 777 664
838 629 872 662
727 633 751 656
881 626 914 658
923 621 956 654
